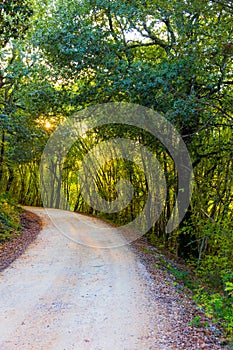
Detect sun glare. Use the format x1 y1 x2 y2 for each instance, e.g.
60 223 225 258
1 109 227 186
44 121 52 129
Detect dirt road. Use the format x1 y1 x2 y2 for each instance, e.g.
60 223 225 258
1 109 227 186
0 208 228 350
0 208 165 350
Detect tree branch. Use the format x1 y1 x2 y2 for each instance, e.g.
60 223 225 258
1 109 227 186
222 80 233 85
126 41 158 50
142 21 170 52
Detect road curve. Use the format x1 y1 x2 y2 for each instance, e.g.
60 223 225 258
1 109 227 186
0 208 160 350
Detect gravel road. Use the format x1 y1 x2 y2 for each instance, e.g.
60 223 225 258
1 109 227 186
0 208 228 350
0 208 161 350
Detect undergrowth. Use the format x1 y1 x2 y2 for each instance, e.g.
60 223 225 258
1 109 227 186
142 241 233 346
167 257 233 346
0 193 22 243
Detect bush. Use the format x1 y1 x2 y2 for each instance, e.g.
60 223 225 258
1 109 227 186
0 193 22 243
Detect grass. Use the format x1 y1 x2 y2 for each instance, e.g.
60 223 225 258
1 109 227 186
0 193 22 244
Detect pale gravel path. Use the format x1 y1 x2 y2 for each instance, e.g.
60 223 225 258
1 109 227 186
0 207 174 350
0 208 227 350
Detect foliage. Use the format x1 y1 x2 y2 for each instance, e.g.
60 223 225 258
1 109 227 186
163 256 233 342
0 0 33 48
0 0 68 203
0 0 232 341
225 282 233 297
0 192 22 243
193 289 233 340
189 315 201 328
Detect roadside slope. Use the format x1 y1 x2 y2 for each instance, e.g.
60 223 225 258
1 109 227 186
0 210 42 271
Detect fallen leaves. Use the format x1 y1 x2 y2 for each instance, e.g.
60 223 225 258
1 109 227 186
0 210 42 272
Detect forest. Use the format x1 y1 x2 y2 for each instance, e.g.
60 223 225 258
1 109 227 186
0 0 232 342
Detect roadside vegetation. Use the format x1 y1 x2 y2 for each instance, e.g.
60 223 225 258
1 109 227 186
0 193 22 243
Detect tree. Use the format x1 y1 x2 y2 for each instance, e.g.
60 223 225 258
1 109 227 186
35 0 232 250
0 0 69 200
0 0 33 184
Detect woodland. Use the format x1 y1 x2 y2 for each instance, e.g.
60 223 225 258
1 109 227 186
0 0 232 341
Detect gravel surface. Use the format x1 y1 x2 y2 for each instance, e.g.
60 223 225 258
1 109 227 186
0 208 231 349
